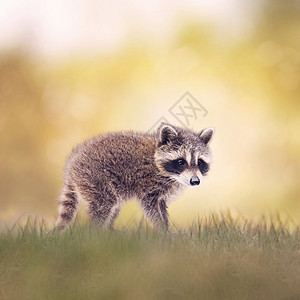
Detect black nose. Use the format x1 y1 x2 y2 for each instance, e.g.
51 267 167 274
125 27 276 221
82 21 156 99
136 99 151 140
190 176 200 186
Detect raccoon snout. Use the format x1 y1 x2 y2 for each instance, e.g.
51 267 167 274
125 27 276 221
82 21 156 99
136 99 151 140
190 176 200 186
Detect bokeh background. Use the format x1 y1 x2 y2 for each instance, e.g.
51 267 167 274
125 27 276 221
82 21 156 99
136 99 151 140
1 0 299 229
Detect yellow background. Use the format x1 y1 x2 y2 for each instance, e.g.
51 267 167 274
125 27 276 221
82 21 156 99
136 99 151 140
0 0 299 228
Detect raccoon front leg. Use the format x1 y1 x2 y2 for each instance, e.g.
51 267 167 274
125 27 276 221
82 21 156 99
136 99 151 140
55 183 79 231
141 195 169 230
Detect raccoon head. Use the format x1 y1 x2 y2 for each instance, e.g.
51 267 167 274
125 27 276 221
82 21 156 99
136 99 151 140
154 123 215 187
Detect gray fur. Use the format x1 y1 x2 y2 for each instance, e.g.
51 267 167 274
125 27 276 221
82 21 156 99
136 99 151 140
55 123 214 231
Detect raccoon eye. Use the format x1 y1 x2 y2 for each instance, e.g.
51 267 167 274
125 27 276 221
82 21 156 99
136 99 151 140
177 159 186 166
198 159 209 175
163 158 187 174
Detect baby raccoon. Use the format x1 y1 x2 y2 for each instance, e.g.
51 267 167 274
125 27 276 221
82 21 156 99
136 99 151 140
54 123 214 231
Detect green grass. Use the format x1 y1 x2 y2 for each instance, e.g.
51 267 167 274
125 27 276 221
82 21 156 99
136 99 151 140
1 214 300 300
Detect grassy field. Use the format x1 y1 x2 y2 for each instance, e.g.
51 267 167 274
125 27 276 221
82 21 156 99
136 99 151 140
1 214 300 300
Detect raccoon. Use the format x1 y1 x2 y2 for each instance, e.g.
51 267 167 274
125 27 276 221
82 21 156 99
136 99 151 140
54 123 214 231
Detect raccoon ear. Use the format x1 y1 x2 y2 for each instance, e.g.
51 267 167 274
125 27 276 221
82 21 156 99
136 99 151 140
199 127 215 145
158 123 178 145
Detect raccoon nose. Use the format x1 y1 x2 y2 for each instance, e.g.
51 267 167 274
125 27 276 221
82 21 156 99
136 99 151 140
190 176 200 186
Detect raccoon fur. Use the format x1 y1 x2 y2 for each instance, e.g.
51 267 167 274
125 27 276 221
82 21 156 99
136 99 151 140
54 123 214 231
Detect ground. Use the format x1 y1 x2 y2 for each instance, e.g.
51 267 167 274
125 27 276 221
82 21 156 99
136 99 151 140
1 214 300 300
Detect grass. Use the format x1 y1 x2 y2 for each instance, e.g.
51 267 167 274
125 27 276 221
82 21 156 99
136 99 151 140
1 214 300 300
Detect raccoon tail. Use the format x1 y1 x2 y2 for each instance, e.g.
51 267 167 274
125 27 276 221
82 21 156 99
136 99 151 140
54 184 79 231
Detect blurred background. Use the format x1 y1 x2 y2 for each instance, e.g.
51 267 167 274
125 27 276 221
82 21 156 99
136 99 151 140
0 0 299 229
